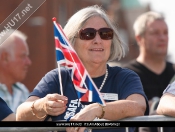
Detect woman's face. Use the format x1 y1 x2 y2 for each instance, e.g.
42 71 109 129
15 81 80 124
74 16 112 67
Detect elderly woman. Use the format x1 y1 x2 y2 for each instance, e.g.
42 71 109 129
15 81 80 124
16 5 149 132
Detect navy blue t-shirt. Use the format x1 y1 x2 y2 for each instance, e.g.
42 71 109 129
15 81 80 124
0 97 13 121
30 65 149 132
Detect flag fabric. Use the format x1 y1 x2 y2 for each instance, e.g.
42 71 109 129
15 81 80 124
52 17 105 105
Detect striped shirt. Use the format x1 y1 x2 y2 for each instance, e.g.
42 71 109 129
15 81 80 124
0 82 29 113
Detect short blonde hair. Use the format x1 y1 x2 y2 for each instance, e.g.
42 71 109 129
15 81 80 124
133 11 165 36
64 5 127 61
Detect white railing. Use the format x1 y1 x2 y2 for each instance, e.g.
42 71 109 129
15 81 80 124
0 115 175 132
118 115 175 121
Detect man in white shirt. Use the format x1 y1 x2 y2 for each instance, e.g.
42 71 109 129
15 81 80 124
0 29 31 112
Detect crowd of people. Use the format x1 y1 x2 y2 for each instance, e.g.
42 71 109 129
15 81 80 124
0 4 175 132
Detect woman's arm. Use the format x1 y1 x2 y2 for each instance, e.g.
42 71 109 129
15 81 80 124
16 94 68 121
157 93 175 117
104 93 146 120
70 93 146 121
67 93 146 132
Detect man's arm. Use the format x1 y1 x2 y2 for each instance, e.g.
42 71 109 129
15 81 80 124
157 93 175 117
2 113 16 121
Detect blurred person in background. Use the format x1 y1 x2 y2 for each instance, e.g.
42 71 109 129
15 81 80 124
123 11 175 132
16 5 148 132
0 29 32 113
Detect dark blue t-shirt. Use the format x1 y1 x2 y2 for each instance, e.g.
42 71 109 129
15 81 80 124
30 65 149 132
0 97 13 121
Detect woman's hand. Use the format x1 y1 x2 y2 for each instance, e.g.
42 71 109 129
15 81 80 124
42 93 68 116
16 94 68 121
66 103 102 132
70 103 101 121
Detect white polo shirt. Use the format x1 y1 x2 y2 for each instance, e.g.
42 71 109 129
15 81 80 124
0 82 29 113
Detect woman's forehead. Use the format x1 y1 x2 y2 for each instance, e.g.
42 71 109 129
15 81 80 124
82 16 108 29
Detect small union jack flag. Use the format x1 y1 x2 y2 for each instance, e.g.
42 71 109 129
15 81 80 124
52 17 105 105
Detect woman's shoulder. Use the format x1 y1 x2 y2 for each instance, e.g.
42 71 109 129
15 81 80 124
45 67 69 77
40 67 70 84
108 64 137 76
108 65 140 83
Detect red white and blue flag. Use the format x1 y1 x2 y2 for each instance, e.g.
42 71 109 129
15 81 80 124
52 17 105 105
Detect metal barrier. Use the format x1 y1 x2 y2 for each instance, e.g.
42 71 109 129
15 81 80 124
0 115 175 132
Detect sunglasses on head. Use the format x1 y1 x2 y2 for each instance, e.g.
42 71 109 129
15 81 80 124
76 28 113 40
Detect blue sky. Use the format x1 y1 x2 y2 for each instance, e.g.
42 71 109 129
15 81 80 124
138 0 175 63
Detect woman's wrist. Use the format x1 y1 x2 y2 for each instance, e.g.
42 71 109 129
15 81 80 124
31 99 47 119
96 103 105 119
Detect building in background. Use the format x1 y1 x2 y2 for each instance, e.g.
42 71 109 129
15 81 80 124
0 0 150 91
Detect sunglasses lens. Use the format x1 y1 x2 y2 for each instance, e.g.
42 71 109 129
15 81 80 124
99 28 113 40
79 28 96 40
79 28 113 40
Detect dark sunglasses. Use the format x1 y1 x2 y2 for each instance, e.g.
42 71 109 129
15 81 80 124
76 28 113 40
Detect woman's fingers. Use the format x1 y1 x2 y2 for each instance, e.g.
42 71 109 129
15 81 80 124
46 94 68 102
47 100 66 108
42 94 68 116
45 103 67 115
46 106 66 116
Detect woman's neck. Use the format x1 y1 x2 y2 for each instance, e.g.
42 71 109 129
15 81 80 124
84 63 107 78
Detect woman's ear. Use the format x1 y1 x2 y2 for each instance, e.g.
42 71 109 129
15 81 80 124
0 51 10 63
